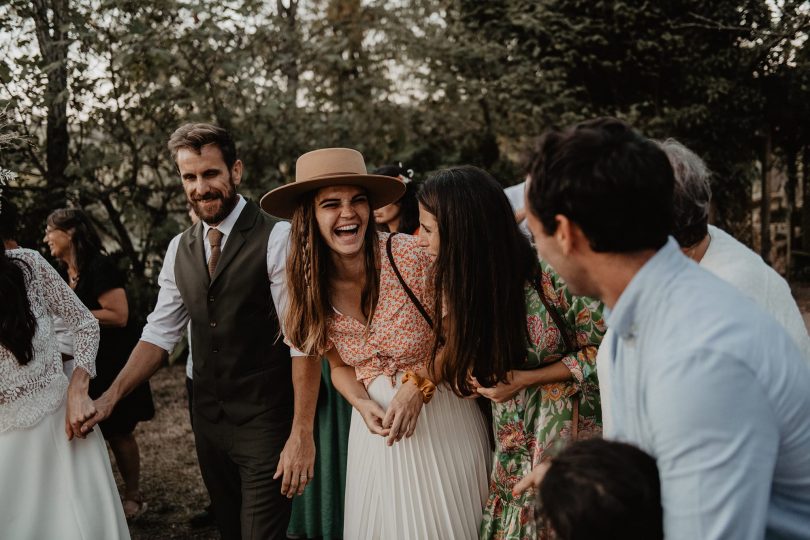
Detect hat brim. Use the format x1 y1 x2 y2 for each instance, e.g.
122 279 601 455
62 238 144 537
260 174 406 220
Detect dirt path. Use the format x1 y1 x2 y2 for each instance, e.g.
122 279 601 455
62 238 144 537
119 361 217 540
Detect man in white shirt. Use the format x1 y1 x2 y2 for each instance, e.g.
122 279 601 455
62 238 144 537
81 123 320 540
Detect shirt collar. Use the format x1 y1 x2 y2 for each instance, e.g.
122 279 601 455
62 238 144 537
202 195 246 239
606 237 688 339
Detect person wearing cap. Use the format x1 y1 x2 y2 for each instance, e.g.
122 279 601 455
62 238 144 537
261 148 490 540
80 123 321 540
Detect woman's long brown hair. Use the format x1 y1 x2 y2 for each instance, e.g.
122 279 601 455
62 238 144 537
418 166 537 396
283 190 381 355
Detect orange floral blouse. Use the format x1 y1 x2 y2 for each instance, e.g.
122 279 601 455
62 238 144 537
327 233 434 387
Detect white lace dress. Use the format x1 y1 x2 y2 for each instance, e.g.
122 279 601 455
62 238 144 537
0 248 130 539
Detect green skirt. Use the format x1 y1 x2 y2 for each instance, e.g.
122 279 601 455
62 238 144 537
287 359 352 539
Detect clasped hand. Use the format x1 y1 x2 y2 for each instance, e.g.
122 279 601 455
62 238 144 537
65 390 97 440
357 382 424 446
471 371 525 403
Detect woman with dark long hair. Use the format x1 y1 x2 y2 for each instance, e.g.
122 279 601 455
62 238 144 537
416 166 605 539
44 208 154 520
261 148 490 539
372 164 421 235
0 232 130 538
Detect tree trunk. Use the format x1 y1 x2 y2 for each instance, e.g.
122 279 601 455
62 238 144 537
278 0 300 101
784 146 798 277
760 131 771 263
98 193 144 276
802 146 810 251
29 0 72 201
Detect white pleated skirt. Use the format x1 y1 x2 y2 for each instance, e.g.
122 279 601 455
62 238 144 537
0 401 130 540
344 372 491 540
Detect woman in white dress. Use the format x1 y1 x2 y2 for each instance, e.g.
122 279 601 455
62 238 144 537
261 148 490 540
0 242 130 539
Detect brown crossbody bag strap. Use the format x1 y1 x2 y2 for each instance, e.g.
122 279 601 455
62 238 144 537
530 272 580 439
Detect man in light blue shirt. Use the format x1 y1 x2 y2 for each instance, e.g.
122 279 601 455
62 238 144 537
523 117 810 539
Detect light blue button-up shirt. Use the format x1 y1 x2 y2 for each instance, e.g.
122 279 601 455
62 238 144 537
606 238 810 540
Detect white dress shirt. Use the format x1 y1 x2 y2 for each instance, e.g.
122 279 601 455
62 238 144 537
503 181 530 237
701 225 810 360
141 195 303 357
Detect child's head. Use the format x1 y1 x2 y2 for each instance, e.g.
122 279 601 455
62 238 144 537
538 438 663 540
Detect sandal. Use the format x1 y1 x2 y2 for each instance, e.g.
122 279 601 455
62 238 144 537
122 494 148 522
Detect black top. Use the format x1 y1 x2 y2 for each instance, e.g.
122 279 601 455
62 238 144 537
63 254 153 435
70 255 139 376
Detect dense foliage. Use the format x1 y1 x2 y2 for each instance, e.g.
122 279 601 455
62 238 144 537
1 0 809 317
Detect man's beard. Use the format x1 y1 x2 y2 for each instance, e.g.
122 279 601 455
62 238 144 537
190 178 239 225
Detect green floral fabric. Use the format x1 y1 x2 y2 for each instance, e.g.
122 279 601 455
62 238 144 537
480 262 606 540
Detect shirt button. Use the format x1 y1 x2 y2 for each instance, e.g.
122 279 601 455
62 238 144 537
212 348 219 353
210 321 217 327
208 296 215 302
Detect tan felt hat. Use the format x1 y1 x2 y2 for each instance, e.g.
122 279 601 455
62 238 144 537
260 148 406 220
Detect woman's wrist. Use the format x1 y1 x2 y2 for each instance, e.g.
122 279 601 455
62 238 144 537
402 371 436 403
67 368 90 394
512 369 530 389
354 396 375 411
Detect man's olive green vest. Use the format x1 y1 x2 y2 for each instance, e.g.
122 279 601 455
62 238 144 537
175 201 293 425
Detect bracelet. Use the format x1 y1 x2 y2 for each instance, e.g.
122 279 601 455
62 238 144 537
402 371 436 404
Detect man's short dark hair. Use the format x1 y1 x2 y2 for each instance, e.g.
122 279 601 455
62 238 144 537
168 123 238 171
527 117 675 253
538 439 663 539
0 194 18 241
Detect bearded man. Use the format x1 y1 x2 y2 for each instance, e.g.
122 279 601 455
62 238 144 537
82 123 320 540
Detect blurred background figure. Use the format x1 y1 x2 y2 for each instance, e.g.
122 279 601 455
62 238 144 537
44 208 155 521
660 138 810 359
503 179 530 236
537 439 663 540
372 164 421 235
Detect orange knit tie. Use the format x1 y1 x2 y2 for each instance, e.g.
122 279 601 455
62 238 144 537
207 228 223 277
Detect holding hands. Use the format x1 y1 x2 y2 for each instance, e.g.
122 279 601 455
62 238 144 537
64 368 97 440
382 380 424 446
357 398 391 437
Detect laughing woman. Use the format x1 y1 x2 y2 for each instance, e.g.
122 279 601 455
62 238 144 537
416 166 605 540
261 149 490 540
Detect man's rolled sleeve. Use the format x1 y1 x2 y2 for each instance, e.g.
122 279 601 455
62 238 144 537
267 221 305 357
140 234 190 352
